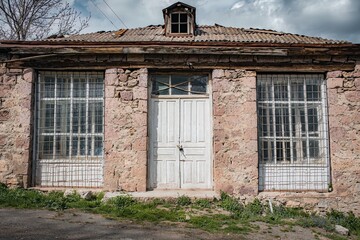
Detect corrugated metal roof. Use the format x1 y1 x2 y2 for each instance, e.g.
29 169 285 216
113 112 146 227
44 25 348 44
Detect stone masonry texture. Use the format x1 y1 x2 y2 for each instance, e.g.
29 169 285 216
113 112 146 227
212 69 258 196
0 63 359 215
103 68 148 191
0 64 33 187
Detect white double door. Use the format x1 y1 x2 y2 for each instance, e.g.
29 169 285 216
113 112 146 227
149 98 212 189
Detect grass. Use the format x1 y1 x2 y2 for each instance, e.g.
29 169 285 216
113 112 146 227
0 184 359 238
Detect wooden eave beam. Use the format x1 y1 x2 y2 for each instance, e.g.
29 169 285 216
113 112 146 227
3 45 360 57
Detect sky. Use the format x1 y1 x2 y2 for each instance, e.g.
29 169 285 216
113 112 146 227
69 0 360 43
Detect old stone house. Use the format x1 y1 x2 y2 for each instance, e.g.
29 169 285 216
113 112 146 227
0 2 359 213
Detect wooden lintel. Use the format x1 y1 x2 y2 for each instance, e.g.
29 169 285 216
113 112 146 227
9 61 355 72
8 46 290 56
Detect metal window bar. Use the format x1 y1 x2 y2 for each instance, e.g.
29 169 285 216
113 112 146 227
35 71 104 187
257 74 330 191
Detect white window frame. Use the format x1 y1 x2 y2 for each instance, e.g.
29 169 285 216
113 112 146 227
257 74 330 191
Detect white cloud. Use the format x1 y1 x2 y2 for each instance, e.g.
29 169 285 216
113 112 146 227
231 1 245 10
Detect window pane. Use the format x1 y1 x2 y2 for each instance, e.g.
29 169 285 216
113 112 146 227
179 23 188 33
72 101 86 133
190 76 207 93
171 13 179 22
171 24 179 33
171 75 188 95
152 75 169 95
41 102 54 133
42 76 55 98
306 79 321 101
309 140 319 158
56 101 70 133
180 13 187 22
55 135 69 158
291 80 304 101
57 75 70 98
94 136 103 156
40 136 53 158
89 74 104 98
73 74 87 98
308 107 319 135
274 82 288 101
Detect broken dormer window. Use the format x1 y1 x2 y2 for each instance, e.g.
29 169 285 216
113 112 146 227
171 13 188 33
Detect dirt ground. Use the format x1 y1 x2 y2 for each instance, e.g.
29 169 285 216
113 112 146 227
0 208 340 240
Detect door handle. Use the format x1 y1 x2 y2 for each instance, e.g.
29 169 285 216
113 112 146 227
177 145 184 151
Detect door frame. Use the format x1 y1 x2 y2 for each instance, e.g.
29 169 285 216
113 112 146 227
147 72 214 190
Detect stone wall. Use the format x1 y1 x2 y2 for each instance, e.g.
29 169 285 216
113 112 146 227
0 65 33 187
103 68 148 191
212 69 258 196
258 64 360 215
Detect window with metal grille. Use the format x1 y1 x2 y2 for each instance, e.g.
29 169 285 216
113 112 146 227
151 74 208 96
171 13 188 33
257 74 330 191
34 72 104 187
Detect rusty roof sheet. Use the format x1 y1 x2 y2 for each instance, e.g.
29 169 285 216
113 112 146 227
44 25 349 44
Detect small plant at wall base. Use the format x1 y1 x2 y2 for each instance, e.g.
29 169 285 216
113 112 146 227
0 185 359 238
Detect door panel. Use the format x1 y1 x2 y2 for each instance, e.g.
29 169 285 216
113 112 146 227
149 99 180 189
149 98 211 189
180 99 210 189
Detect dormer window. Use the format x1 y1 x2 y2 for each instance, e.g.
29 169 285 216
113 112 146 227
171 13 188 33
163 2 196 36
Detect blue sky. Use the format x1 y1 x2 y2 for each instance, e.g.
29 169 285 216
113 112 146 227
69 0 360 43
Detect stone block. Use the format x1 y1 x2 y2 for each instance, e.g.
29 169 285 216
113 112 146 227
335 225 349 236
355 78 360 90
120 91 133 101
326 71 343 78
119 73 128 82
138 100 147 112
212 69 224 79
3 76 16 85
241 77 256 88
345 91 360 102
22 69 33 83
213 104 225 116
132 138 147 151
105 73 118 86
0 110 10 121
0 85 11 98
133 87 147 100
327 78 343 89
105 86 115 98
0 161 8 172
127 79 138 87
138 74 148 88
132 113 147 127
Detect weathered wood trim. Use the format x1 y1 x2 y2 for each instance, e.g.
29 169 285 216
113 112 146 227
8 61 354 72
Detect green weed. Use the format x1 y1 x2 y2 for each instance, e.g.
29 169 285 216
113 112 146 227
176 195 191 206
194 199 212 208
0 186 359 238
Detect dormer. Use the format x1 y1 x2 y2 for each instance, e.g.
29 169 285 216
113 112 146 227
162 2 196 36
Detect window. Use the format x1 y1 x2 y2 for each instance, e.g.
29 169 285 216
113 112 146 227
171 13 188 33
35 72 104 187
151 74 208 95
257 74 330 191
